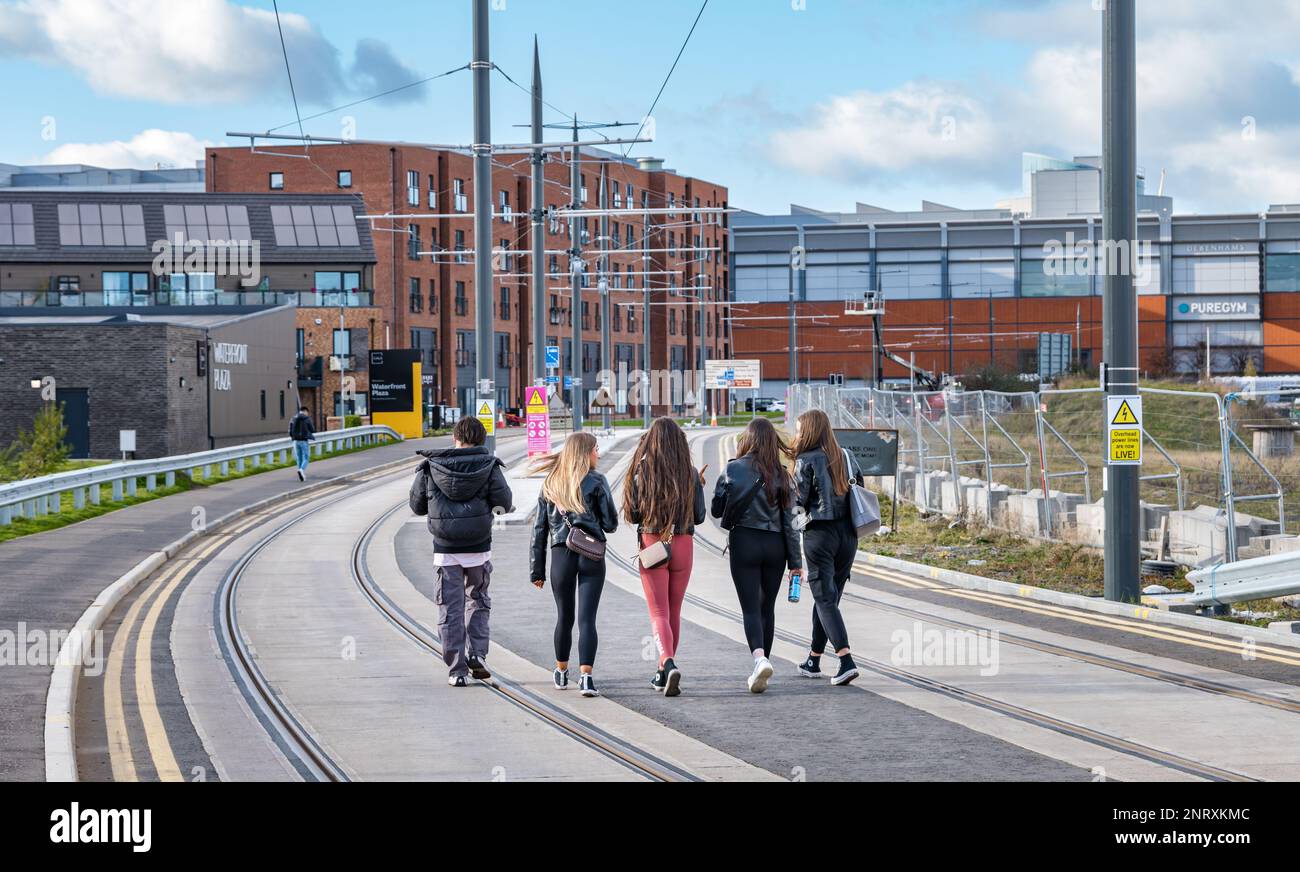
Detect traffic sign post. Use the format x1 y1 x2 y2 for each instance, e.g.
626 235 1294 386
545 346 560 370
1106 395 1142 466
525 385 551 457
476 397 497 438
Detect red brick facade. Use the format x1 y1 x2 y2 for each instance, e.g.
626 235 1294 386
206 143 729 414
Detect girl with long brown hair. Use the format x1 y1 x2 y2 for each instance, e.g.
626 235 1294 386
529 432 618 697
710 416 802 693
791 409 863 686
622 417 706 697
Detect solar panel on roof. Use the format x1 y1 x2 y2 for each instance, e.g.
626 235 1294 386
269 201 361 248
56 201 146 247
0 202 35 246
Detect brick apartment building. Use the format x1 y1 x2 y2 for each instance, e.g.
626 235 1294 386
206 142 730 415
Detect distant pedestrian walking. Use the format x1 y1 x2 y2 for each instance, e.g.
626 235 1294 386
792 409 863 687
711 417 802 693
529 432 618 698
409 417 514 687
623 417 706 698
288 406 315 481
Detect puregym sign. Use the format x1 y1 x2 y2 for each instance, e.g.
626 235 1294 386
1170 295 1260 321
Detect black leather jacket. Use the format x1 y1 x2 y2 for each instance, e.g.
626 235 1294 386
710 456 802 570
625 471 706 535
794 448 863 524
409 447 513 553
530 470 619 580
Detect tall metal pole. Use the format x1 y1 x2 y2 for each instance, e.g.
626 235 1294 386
471 0 495 452
1102 0 1139 602
529 36 545 388
568 115 584 431
598 163 612 431
643 219 652 427
788 261 797 393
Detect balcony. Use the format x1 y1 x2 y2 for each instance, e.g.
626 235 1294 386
0 289 377 308
297 355 324 387
455 297 469 316
455 349 474 367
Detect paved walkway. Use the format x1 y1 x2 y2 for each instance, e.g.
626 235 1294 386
0 431 520 780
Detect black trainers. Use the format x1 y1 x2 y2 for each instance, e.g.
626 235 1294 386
553 668 569 690
448 674 468 687
799 655 823 678
662 658 682 697
832 654 859 686
467 655 492 682
579 673 599 698
650 668 667 692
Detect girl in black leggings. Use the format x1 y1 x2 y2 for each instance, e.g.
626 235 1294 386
792 409 862 687
530 432 618 697
711 417 802 693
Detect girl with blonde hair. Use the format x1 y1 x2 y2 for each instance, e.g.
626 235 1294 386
529 432 618 697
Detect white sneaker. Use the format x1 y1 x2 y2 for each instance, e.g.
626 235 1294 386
747 657 774 694
297 468 305 481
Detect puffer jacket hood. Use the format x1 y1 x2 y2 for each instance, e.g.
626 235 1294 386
409 446 514 554
418 447 501 501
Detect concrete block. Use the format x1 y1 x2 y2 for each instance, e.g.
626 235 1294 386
1167 505 1283 567
1267 621 1299 634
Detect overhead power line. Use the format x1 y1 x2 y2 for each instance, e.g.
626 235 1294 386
624 0 709 158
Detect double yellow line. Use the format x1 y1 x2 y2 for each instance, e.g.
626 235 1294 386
102 486 345 781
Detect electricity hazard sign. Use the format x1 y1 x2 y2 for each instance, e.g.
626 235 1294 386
476 398 497 437
1106 395 1142 466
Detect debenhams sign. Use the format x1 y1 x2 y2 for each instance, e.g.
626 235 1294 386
1171 295 1260 321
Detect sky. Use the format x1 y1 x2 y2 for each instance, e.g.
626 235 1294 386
1 0 1299 215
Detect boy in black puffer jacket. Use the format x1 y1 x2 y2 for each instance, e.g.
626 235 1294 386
409 417 513 686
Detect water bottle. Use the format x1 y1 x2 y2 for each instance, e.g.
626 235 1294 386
787 570 802 603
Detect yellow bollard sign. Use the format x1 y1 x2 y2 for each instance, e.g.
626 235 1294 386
1106 395 1142 465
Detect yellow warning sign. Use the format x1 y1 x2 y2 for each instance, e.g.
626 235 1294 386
1109 429 1141 463
1111 399 1139 426
525 386 547 413
476 398 496 436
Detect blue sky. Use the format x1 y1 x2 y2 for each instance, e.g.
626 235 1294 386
2 0 1298 214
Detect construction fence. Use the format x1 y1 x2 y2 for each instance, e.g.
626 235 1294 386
789 383 1300 567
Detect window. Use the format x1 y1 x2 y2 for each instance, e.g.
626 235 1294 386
669 309 677 335
338 170 352 188
456 331 474 366
409 277 423 313
56 275 80 292
269 172 284 190
581 217 591 245
453 179 468 212
429 278 438 312
260 389 267 420
613 187 622 209
611 221 620 249
408 224 421 260
333 329 351 357
102 271 150 305
454 230 467 263
641 191 649 210
407 170 419 206
428 174 437 208
279 390 286 419
582 301 590 330
333 391 368 416
455 281 468 315
626 224 634 248
613 304 622 332
580 174 588 203
499 286 510 320
628 309 637 334
547 204 560 235
296 328 305 366
0 203 35 245
626 183 633 209
669 231 676 256
313 271 361 295
499 190 512 223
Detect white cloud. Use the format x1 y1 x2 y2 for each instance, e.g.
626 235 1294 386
768 82 1000 183
0 0 422 105
39 129 213 169
767 0 1300 212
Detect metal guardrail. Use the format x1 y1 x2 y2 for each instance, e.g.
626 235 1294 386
1186 549 1300 606
0 425 401 526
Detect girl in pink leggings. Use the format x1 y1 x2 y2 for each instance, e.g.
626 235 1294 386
623 418 706 697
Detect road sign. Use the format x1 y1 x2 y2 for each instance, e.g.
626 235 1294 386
565 375 577 389
1106 395 1142 465
545 346 560 369
476 397 496 437
525 385 550 457
705 359 761 389
545 375 559 385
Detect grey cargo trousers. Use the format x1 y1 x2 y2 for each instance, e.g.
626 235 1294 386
435 561 492 676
